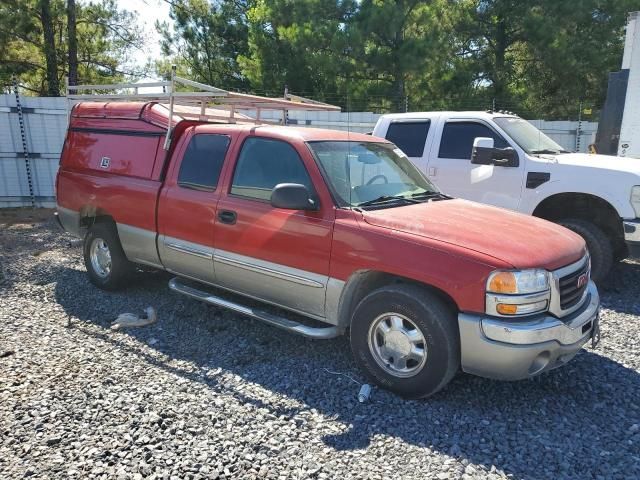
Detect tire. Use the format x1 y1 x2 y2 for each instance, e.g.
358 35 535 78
350 284 460 399
83 222 133 290
559 219 613 283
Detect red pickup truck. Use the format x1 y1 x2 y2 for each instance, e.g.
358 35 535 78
56 101 600 398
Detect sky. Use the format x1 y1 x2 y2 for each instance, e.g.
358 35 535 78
113 0 173 69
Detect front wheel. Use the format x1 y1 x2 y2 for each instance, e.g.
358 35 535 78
350 284 460 398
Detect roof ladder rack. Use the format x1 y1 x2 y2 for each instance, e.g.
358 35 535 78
66 66 341 150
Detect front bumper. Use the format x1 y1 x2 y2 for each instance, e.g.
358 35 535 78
623 219 640 258
458 281 599 380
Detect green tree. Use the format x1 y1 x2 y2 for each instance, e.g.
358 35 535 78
0 0 145 96
517 0 640 118
237 0 357 101
158 0 251 90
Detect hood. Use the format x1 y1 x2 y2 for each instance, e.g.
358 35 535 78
361 199 585 270
548 152 640 176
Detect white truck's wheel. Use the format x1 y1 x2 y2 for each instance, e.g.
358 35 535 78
559 219 613 283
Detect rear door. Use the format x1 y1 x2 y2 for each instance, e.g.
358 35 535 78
426 119 524 210
381 118 434 173
213 134 334 318
157 128 233 283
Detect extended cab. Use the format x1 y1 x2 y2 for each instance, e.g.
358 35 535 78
56 102 600 398
373 112 640 281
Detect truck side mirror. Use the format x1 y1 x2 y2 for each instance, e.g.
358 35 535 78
471 137 519 167
270 183 318 211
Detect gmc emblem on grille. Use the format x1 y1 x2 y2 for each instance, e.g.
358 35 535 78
577 273 588 289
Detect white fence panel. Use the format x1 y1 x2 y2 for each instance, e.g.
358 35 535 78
0 95 67 208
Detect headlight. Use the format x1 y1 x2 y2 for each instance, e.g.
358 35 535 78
486 269 550 316
487 269 549 294
631 186 640 217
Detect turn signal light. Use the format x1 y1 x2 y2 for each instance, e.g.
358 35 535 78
496 300 548 316
496 303 518 315
488 272 517 294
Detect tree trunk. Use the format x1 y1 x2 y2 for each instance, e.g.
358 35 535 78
67 0 78 87
39 0 60 96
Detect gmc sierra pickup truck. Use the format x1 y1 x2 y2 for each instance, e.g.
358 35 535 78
56 101 600 398
373 111 640 282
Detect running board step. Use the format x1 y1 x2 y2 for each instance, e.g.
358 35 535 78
168 277 342 339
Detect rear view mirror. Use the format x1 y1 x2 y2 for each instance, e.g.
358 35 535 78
471 137 519 167
270 183 318 211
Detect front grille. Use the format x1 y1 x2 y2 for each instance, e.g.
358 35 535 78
558 259 589 310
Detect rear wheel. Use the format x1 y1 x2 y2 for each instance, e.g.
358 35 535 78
83 222 133 290
350 284 460 398
559 219 612 283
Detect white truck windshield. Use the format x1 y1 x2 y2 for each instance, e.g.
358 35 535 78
494 117 570 155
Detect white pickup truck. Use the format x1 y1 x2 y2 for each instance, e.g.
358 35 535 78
373 111 640 281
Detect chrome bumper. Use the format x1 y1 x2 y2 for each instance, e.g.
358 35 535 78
458 281 599 380
623 219 640 258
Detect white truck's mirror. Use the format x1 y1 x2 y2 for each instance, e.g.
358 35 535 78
472 137 519 167
471 137 495 164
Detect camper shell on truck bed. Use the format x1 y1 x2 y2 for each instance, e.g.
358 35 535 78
55 80 601 398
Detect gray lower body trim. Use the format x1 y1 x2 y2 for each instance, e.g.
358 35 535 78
56 205 82 238
325 277 347 326
213 249 330 318
117 223 162 268
159 235 215 283
215 251 324 288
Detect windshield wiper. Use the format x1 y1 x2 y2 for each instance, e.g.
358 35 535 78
356 195 420 208
409 191 451 200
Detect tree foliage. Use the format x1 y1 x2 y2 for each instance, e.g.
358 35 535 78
2 0 638 118
157 0 251 90
0 0 145 95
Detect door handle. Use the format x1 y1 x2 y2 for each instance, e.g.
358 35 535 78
217 210 237 225
428 167 437 176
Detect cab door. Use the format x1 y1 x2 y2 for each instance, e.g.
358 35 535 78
157 129 233 283
212 134 334 318
426 119 524 211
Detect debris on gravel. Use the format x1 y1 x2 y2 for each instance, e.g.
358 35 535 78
1 209 639 480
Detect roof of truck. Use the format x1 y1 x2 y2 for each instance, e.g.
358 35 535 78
378 111 520 121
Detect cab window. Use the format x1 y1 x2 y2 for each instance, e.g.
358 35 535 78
178 134 230 191
438 122 508 159
231 137 313 201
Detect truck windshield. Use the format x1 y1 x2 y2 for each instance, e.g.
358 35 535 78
494 117 570 155
308 141 440 208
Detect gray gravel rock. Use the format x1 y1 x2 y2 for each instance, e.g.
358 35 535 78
1 210 639 480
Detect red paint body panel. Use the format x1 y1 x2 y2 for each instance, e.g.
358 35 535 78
361 199 586 271
57 170 160 231
63 129 161 179
156 127 231 248
212 128 336 275
57 101 588 317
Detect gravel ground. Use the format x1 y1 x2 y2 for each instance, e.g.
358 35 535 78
1 208 639 480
